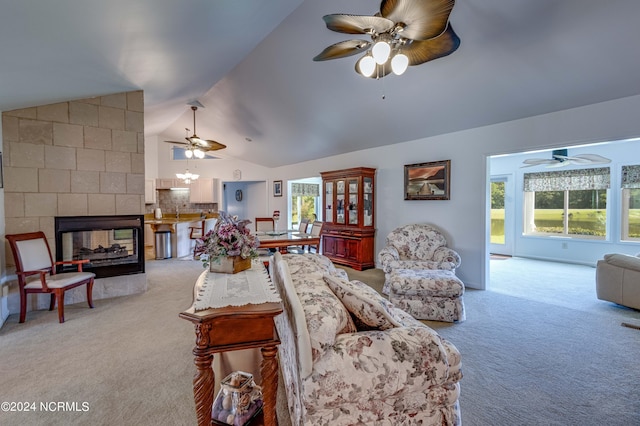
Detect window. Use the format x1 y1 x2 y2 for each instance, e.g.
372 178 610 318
490 180 505 244
290 182 320 229
523 167 610 240
621 165 640 241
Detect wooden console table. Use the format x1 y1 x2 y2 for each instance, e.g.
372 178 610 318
180 269 283 426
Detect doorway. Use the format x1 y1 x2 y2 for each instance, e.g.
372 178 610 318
490 174 514 256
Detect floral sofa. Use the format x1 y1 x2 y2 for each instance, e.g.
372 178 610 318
271 252 462 425
378 224 462 294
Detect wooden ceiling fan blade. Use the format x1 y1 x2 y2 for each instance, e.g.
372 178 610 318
188 137 226 151
164 140 189 146
323 14 394 35
402 24 460 66
380 0 455 40
313 39 372 61
202 140 227 151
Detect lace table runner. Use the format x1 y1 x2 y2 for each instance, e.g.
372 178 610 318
194 263 281 311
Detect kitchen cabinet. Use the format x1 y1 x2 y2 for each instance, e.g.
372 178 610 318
189 178 219 203
156 178 189 190
320 167 376 270
145 179 156 204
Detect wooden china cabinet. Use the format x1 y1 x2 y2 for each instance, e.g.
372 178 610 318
320 167 376 270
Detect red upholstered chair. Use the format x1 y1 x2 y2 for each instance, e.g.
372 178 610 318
6 232 95 323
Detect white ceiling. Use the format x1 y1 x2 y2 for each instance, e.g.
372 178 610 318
2 0 640 167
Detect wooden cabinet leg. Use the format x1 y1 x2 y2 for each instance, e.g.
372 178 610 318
261 344 279 426
193 351 214 426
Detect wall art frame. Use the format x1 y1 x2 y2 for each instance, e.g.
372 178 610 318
404 159 451 200
273 180 282 197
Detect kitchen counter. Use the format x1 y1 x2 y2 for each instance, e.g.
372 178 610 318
144 213 219 226
144 214 218 258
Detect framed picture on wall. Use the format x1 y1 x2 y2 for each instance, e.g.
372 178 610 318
404 160 451 200
274 180 283 197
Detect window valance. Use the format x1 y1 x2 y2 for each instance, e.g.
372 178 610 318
523 167 610 192
290 183 320 197
621 165 640 189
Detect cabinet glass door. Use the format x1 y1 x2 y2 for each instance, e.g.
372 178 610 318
363 177 373 226
336 180 345 224
325 181 333 223
348 179 358 225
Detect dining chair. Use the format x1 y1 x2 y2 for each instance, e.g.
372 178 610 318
255 217 276 258
287 219 310 254
5 231 96 323
255 217 275 232
307 221 324 253
297 218 310 234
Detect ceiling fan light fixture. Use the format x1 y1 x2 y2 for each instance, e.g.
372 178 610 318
176 169 199 184
358 54 376 77
314 3 459 79
391 51 409 75
193 148 205 159
184 149 194 159
372 39 391 64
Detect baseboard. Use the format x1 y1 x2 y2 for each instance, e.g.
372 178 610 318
511 255 596 268
0 276 10 329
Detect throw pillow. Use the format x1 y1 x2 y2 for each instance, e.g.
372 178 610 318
323 274 402 330
294 271 353 363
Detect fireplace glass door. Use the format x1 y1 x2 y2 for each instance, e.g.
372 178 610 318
55 215 144 278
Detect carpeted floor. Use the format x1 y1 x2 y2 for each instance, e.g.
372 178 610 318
1 257 639 425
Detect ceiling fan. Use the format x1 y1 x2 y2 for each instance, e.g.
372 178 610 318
164 102 226 158
521 149 612 168
313 0 460 78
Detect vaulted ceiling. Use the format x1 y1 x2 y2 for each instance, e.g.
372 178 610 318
2 0 640 167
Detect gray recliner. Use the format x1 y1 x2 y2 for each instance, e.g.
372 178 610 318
596 253 640 310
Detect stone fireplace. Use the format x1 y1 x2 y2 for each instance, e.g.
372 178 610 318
2 90 148 323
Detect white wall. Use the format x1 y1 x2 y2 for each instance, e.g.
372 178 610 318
153 94 640 290
144 135 159 179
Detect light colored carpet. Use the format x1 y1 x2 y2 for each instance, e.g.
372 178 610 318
1 257 638 425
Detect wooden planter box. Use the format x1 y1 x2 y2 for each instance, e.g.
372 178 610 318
209 256 251 274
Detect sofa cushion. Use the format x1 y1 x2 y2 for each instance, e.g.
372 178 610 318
324 274 402 330
293 270 355 363
603 253 640 272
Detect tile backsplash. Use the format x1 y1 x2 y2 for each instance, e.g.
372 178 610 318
145 188 217 215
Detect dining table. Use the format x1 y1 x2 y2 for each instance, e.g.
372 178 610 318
255 230 320 253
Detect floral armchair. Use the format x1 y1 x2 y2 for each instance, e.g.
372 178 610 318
378 224 461 294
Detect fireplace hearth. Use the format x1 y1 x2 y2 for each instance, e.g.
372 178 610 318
55 215 145 279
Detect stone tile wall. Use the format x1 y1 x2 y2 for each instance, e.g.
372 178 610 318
2 90 145 251
1 91 147 319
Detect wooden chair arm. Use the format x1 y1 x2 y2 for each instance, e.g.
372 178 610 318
17 270 50 291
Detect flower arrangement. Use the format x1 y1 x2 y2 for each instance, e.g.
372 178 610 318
195 211 260 268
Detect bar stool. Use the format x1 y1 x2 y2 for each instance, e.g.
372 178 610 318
189 220 206 259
